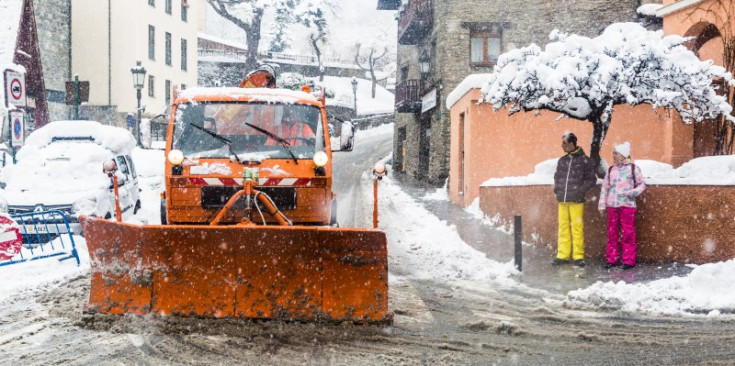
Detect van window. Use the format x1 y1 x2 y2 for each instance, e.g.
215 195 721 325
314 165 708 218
116 156 130 176
126 155 138 179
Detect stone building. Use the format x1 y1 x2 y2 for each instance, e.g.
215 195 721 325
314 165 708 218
34 0 72 122
378 0 657 185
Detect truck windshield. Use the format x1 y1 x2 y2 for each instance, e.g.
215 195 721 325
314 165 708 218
172 102 325 160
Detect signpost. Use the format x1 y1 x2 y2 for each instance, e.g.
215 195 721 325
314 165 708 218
421 88 437 113
8 110 24 164
4 70 27 108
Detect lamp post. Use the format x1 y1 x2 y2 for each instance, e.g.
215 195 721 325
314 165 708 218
130 61 147 146
419 51 431 80
351 77 358 118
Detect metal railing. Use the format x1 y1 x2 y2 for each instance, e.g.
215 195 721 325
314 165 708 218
0 210 80 267
396 79 420 105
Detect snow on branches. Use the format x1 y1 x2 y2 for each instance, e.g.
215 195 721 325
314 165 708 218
481 22 734 167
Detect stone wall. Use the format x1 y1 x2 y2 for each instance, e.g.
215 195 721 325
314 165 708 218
35 0 71 121
394 0 654 185
479 184 735 264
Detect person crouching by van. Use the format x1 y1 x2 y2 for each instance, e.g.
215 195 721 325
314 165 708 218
553 133 597 267
598 142 646 270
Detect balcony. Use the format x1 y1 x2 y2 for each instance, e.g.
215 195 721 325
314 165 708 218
395 79 421 113
397 0 433 45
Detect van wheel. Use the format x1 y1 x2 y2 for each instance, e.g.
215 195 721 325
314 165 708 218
134 200 141 214
160 199 167 225
330 199 339 227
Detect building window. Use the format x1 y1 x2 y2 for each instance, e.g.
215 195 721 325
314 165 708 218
181 39 188 71
181 84 187 90
165 80 171 105
165 0 172 14
165 32 172 66
148 75 155 97
181 2 188 22
148 25 155 60
470 29 501 66
148 0 155 6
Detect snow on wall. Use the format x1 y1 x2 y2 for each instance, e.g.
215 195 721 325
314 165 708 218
482 156 735 187
637 4 663 17
446 74 492 110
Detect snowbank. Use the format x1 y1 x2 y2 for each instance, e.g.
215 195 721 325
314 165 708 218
567 259 735 316
377 175 518 286
313 76 395 116
637 4 663 17
482 155 735 186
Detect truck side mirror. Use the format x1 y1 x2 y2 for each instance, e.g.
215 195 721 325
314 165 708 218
339 121 355 152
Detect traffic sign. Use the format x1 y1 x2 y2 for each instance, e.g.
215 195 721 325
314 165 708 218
0 214 22 260
4 70 26 108
9 110 24 148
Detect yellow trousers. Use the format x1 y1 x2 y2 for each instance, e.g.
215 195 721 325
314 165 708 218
557 202 585 261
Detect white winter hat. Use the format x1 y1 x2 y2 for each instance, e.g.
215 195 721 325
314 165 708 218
614 141 631 158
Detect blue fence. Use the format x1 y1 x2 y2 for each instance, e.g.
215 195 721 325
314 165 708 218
0 210 81 267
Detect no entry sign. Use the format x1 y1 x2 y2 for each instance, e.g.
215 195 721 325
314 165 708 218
4 70 26 108
0 214 22 261
9 110 24 147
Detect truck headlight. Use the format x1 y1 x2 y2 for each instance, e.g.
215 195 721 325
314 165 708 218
313 151 328 167
168 149 184 165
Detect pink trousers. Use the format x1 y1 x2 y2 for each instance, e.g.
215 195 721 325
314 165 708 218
606 207 637 266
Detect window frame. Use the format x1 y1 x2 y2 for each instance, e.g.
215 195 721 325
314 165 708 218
469 29 502 67
148 0 155 7
148 75 155 98
181 38 188 71
165 0 172 14
148 25 155 61
181 3 188 22
165 80 172 105
165 32 172 66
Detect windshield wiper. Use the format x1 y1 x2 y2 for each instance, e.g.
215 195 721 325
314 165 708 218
189 123 243 164
243 122 298 164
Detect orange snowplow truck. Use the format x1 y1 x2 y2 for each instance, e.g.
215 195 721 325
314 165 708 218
80 70 390 323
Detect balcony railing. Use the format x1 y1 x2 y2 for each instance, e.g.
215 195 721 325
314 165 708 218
397 0 433 45
395 79 421 113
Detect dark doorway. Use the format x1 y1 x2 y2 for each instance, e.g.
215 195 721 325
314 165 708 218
418 114 431 180
396 126 407 173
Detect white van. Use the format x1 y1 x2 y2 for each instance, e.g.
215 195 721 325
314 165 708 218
0 121 141 236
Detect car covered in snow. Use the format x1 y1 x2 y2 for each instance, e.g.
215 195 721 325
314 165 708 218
0 121 141 237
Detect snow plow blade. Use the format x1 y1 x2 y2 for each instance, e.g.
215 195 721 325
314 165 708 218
80 217 390 323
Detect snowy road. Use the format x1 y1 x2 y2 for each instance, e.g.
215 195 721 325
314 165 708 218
1 125 735 365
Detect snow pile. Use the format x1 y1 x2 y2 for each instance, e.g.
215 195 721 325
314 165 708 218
313 76 395 116
377 176 518 285
482 155 735 186
446 74 491 109
567 259 735 316
131 148 165 178
423 178 449 201
0 238 90 302
355 122 393 139
482 158 558 186
637 4 663 17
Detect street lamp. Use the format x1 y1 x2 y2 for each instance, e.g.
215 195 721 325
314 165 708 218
130 61 147 146
419 50 431 76
351 77 358 118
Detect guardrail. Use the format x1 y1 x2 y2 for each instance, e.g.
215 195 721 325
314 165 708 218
0 210 80 267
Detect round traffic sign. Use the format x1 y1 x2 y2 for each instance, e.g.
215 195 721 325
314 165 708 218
10 78 22 100
0 214 22 260
13 118 22 140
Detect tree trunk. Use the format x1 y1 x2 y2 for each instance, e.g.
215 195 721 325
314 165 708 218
244 9 264 72
589 112 609 178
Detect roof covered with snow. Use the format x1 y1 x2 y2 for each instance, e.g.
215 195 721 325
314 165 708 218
446 74 491 110
22 120 136 156
198 32 247 50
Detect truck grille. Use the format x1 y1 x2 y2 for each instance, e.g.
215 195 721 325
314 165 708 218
201 187 297 211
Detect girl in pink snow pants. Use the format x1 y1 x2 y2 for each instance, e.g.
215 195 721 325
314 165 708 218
598 142 646 270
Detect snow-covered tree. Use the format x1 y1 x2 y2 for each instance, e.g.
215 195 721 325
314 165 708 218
482 23 734 174
307 10 328 82
207 0 336 71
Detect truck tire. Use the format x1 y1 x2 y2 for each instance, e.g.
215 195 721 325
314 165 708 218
330 199 339 227
160 199 167 225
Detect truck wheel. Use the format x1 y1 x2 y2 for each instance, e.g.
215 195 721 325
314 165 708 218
160 199 167 225
330 199 339 227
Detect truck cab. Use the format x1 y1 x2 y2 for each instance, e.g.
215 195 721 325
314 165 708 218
163 87 351 226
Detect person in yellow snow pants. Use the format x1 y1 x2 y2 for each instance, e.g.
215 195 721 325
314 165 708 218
557 202 585 261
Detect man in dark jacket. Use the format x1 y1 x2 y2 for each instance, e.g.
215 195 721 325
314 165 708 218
553 133 596 267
